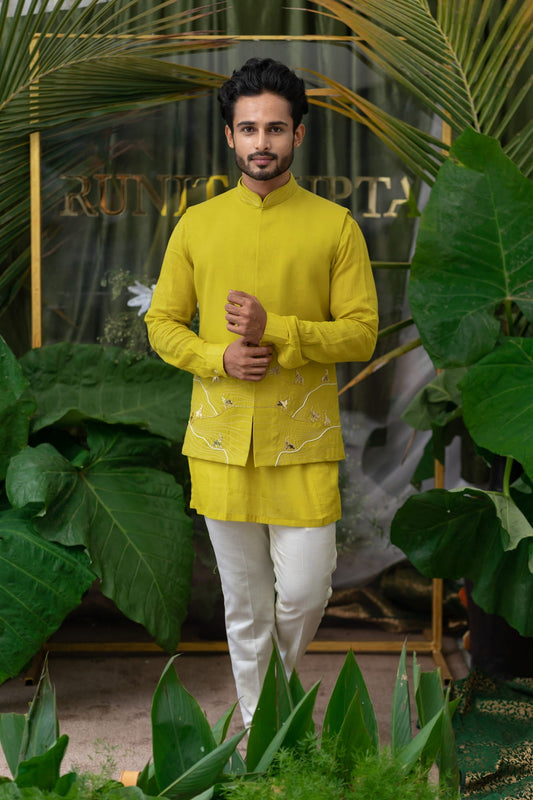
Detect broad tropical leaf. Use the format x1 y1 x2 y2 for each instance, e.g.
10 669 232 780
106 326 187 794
0 714 26 778
333 689 376 777
322 649 378 751
401 368 466 431
391 488 533 636
0 335 35 479
253 683 320 774
412 655 444 729
395 707 444 775
20 343 192 442
408 129 533 368
246 643 299 772
0 509 94 685
15 736 69 791
6 424 194 652
459 339 533 481
308 0 533 182
151 657 217 794
159 731 246 800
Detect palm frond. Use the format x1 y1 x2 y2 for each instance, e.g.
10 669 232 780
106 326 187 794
307 0 533 181
0 0 229 317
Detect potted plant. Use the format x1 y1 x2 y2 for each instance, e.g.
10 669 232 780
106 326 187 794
389 127 533 675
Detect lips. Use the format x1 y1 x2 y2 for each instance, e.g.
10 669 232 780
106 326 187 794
250 154 275 165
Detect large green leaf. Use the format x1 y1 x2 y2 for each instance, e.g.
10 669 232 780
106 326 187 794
15 736 69 791
246 643 299 772
437 694 460 797
19 665 59 764
459 338 533 481
159 731 246 800
0 715 26 778
252 683 320 774
402 368 466 431
332 689 376 777
322 649 378 751
0 335 35 480
409 129 533 368
20 343 192 442
412 655 444 729
6 424 194 652
391 488 533 636
395 708 444 775
151 657 216 793
390 643 411 756
0 509 94 685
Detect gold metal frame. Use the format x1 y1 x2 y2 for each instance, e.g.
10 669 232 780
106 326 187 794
29 33 449 677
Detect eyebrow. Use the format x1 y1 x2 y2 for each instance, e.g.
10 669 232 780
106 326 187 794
235 120 289 128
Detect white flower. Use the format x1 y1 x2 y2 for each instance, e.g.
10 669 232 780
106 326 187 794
127 280 155 316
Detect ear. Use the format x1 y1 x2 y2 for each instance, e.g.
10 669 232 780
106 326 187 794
293 123 305 148
225 124 235 149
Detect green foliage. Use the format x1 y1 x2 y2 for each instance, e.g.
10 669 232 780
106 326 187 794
0 510 94 685
0 0 226 316
0 336 194 684
221 745 443 800
408 130 533 369
19 343 192 443
391 129 533 639
0 648 459 799
309 0 533 183
221 744 345 800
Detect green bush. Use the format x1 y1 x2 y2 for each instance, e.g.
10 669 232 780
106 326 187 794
221 744 441 800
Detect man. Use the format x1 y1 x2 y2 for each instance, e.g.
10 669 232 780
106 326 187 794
145 57 378 726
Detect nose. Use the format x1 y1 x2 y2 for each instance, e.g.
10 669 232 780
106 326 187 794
255 129 271 151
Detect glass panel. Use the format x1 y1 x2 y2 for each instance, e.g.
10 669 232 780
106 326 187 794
40 40 437 602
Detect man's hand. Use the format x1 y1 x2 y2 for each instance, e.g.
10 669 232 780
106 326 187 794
225 290 267 344
223 339 273 381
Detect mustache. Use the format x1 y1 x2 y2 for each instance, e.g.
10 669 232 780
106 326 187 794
248 152 277 160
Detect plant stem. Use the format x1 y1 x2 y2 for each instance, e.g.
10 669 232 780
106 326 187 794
503 456 513 497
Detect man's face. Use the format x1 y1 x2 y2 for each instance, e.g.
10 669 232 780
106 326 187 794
225 92 305 195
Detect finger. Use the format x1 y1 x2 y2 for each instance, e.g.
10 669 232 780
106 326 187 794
227 290 250 302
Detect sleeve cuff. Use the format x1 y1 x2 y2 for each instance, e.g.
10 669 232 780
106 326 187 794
263 312 290 344
204 342 228 377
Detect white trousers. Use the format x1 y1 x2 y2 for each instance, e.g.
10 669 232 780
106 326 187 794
205 518 337 726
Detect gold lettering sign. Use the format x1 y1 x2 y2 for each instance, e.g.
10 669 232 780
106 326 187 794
60 173 411 219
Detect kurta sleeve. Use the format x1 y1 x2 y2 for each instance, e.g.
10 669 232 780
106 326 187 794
262 215 378 370
145 217 227 379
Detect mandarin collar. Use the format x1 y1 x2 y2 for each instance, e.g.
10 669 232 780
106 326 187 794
237 173 298 208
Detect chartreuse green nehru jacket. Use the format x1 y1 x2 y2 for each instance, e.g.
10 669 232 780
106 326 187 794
146 174 378 469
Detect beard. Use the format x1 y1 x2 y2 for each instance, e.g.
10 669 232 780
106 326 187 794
234 148 294 182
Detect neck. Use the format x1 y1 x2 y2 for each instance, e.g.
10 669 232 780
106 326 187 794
241 171 291 199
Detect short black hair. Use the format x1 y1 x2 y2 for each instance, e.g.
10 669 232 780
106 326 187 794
218 57 308 131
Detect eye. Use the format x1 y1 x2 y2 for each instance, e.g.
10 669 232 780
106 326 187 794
241 126 255 134
270 126 283 134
